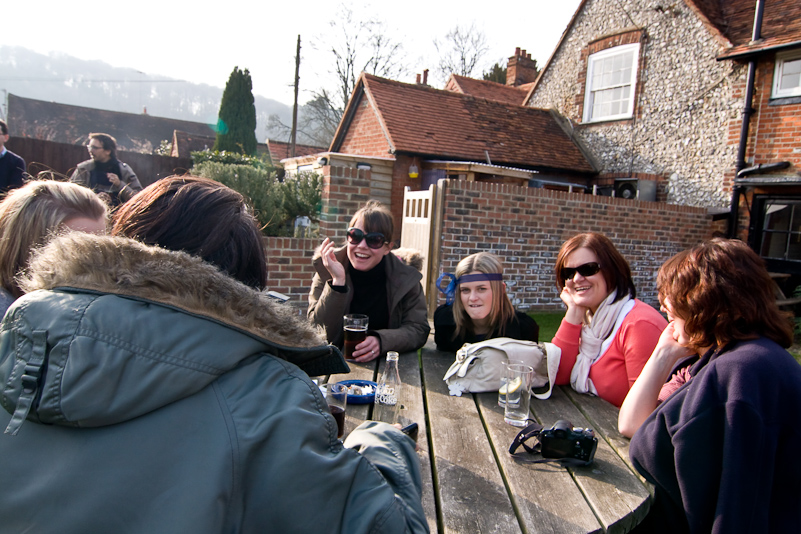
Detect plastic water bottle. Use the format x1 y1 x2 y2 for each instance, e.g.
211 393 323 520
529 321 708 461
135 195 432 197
374 351 401 424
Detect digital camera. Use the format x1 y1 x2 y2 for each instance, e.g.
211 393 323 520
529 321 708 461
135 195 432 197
539 420 598 464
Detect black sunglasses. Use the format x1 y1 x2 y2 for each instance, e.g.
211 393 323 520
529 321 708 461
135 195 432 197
560 262 601 281
346 227 387 249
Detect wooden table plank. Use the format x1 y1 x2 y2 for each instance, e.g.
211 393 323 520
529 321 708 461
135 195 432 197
423 351 521 533
395 351 438 534
476 392 604 534
530 389 651 534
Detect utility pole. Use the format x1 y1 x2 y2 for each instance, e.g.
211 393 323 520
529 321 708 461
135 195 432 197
290 35 301 158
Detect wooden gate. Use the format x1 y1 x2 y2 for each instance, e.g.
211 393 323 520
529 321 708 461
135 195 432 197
400 183 444 316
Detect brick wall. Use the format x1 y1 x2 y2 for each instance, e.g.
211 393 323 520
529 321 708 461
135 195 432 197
337 96 392 157
436 180 722 311
265 167 723 314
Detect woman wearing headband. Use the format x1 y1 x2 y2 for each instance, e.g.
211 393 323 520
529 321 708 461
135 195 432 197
434 252 539 351
308 200 429 360
552 233 666 407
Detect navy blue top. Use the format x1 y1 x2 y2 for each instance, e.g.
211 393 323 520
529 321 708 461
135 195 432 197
0 149 26 193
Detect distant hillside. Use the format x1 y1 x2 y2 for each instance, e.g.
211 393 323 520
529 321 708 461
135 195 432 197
0 46 320 146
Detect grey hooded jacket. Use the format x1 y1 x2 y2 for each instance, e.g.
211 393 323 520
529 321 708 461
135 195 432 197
0 234 428 534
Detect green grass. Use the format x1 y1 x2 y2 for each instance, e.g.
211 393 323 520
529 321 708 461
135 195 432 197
528 312 564 342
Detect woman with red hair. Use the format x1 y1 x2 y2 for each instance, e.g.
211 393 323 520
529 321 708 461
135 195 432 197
552 232 667 407
626 238 801 533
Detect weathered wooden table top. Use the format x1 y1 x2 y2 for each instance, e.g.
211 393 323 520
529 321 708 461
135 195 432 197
326 338 652 534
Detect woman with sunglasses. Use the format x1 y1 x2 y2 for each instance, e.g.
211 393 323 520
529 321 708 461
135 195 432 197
434 252 539 351
309 200 430 361
625 239 800 533
552 232 666 407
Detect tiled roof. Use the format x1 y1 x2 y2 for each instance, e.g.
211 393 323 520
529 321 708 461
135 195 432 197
445 75 529 106
334 74 595 174
267 139 326 161
7 94 215 153
688 0 801 58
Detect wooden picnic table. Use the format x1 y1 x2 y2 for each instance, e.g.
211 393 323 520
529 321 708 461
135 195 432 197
327 337 652 534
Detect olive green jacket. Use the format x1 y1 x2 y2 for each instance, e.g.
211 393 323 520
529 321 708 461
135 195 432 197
308 245 430 354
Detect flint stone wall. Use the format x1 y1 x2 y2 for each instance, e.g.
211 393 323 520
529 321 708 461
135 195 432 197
528 0 744 209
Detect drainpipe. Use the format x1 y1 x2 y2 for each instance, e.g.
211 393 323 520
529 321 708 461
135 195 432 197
728 0 766 238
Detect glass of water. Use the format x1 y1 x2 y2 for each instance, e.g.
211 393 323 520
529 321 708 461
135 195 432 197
503 363 534 427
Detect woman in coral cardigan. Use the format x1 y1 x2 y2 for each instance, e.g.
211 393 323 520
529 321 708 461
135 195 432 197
551 232 667 407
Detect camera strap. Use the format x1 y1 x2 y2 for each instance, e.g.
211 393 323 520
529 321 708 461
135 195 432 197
508 421 592 467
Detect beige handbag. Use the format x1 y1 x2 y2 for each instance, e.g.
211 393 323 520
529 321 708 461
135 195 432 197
442 338 561 398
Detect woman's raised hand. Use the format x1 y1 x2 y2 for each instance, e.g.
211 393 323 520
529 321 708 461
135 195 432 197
560 286 588 325
320 237 346 286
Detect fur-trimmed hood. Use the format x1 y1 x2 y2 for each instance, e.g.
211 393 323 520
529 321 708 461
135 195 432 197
1 234 345 430
20 233 324 349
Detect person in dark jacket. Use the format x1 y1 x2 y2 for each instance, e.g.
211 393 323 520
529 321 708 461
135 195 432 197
434 252 538 352
70 132 142 206
628 238 801 534
308 199 429 361
0 119 26 194
0 176 427 534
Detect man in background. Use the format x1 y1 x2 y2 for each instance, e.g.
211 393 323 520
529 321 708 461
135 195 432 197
70 133 142 206
0 120 26 194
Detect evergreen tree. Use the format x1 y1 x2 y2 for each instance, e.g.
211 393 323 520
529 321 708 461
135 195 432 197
214 67 257 155
483 62 507 84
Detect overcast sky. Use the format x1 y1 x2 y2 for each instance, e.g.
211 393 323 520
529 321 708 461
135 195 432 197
4 0 582 106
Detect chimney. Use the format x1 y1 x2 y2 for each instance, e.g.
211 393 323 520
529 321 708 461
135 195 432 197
506 47 539 87
423 69 429 86
416 73 421 84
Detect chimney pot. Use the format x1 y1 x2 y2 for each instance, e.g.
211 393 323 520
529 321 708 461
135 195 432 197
416 73 421 84
423 69 429 85
521 49 527 57
527 53 532 60
515 46 521 56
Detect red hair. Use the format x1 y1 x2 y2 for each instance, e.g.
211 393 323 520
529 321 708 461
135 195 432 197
657 238 793 351
555 232 636 303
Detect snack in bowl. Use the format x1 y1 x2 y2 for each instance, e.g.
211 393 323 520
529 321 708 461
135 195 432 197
338 379 378 404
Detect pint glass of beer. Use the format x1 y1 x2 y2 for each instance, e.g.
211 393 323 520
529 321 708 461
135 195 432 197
343 314 369 360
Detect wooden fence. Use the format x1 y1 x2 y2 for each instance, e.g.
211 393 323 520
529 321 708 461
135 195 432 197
7 138 192 188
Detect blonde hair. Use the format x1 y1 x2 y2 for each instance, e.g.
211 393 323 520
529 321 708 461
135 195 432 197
0 180 107 297
452 252 515 338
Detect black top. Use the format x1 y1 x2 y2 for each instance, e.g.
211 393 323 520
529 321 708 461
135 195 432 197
349 256 390 330
433 303 539 352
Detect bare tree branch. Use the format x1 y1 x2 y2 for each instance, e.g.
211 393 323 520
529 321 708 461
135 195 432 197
434 23 490 84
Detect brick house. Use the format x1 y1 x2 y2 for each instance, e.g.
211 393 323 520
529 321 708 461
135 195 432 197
526 0 801 272
309 72 599 230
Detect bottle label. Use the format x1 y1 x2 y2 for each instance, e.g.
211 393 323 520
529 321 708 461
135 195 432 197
376 387 397 406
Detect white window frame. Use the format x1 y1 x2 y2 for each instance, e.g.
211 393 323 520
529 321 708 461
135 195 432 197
583 43 640 123
772 50 801 99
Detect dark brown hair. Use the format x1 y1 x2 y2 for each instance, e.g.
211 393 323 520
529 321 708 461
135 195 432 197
555 232 636 302
657 238 793 351
348 200 394 244
112 175 267 289
89 133 118 159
